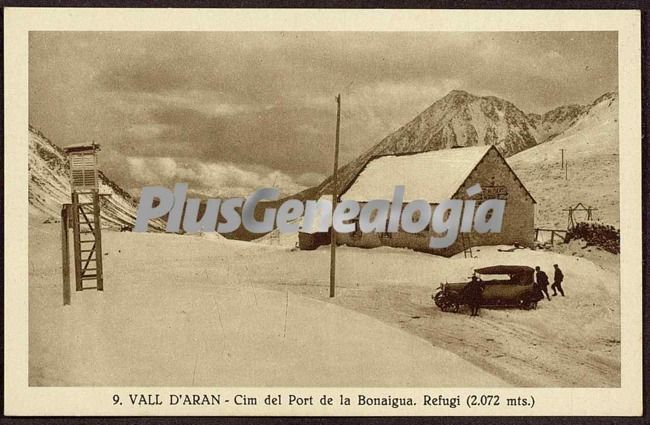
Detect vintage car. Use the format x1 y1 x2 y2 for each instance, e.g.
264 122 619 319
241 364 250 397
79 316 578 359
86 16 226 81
433 265 544 313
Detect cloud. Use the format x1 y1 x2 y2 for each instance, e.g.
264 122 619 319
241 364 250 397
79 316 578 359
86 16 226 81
116 90 259 119
126 156 310 198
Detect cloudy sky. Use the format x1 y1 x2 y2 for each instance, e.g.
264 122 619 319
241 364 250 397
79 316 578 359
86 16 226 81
29 31 617 197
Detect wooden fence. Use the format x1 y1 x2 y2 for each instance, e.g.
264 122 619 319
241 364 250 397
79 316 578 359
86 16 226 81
534 228 568 244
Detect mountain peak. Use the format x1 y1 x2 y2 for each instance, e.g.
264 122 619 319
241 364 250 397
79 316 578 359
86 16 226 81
314 88 540 196
446 89 471 96
443 89 475 100
591 91 618 106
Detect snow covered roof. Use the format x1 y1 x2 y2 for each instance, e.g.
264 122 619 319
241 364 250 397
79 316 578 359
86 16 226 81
340 146 492 203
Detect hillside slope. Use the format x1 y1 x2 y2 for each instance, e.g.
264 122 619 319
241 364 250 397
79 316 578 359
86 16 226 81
28 126 166 231
509 92 619 228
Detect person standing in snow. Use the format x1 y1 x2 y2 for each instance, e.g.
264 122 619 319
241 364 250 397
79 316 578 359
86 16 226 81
535 266 551 301
551 264 565 296
465 274 483 317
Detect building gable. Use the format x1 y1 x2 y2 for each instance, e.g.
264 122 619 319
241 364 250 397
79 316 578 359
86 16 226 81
451 145 536 204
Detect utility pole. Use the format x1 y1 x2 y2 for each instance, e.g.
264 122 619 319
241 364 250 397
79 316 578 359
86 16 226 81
272 175 280 246
330 94 341 298
565 160 568 180
560 148 565 169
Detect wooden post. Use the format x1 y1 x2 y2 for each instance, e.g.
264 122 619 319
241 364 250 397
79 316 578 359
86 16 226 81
560 148 565 169
550 231 555 244
71 192 82 291
93 191 104 291
535 228 539 241
330 94 341 298
565 161 568 180
61 205 71 305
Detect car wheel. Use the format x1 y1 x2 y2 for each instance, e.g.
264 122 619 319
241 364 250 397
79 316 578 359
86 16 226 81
441 300 459 313
433 291 445 308
521 299 537 310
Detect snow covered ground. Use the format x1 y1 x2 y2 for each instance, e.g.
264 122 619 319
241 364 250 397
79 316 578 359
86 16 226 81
510 93 619 229
29 218 620 387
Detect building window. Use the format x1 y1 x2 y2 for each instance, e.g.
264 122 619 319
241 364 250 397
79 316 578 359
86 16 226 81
481 185 509 200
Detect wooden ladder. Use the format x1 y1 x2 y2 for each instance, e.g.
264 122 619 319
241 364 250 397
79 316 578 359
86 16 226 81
71 191 104 291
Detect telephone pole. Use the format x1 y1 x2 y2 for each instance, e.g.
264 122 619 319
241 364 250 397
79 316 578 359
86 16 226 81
565 160 568 180
330 94 341 298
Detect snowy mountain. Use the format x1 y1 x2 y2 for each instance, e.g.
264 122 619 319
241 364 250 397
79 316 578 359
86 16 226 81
370 90 540 156
509 91 619 228
28 126 166 231
528 104 589 143
312 90 597 199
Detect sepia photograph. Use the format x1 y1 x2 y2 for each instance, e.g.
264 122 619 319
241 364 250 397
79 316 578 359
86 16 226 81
4 8 643 416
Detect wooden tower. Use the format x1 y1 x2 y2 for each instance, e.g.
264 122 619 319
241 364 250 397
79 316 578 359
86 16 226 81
63 143 104 292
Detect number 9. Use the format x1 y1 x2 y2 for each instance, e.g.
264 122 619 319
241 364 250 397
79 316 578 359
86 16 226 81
113 394 120 405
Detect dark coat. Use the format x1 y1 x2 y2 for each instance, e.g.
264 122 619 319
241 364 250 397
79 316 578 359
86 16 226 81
464 279 483 303
536 271 549 287
554 268 564 283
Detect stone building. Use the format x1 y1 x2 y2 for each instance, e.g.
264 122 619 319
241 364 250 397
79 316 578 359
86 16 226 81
299 145 535 256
